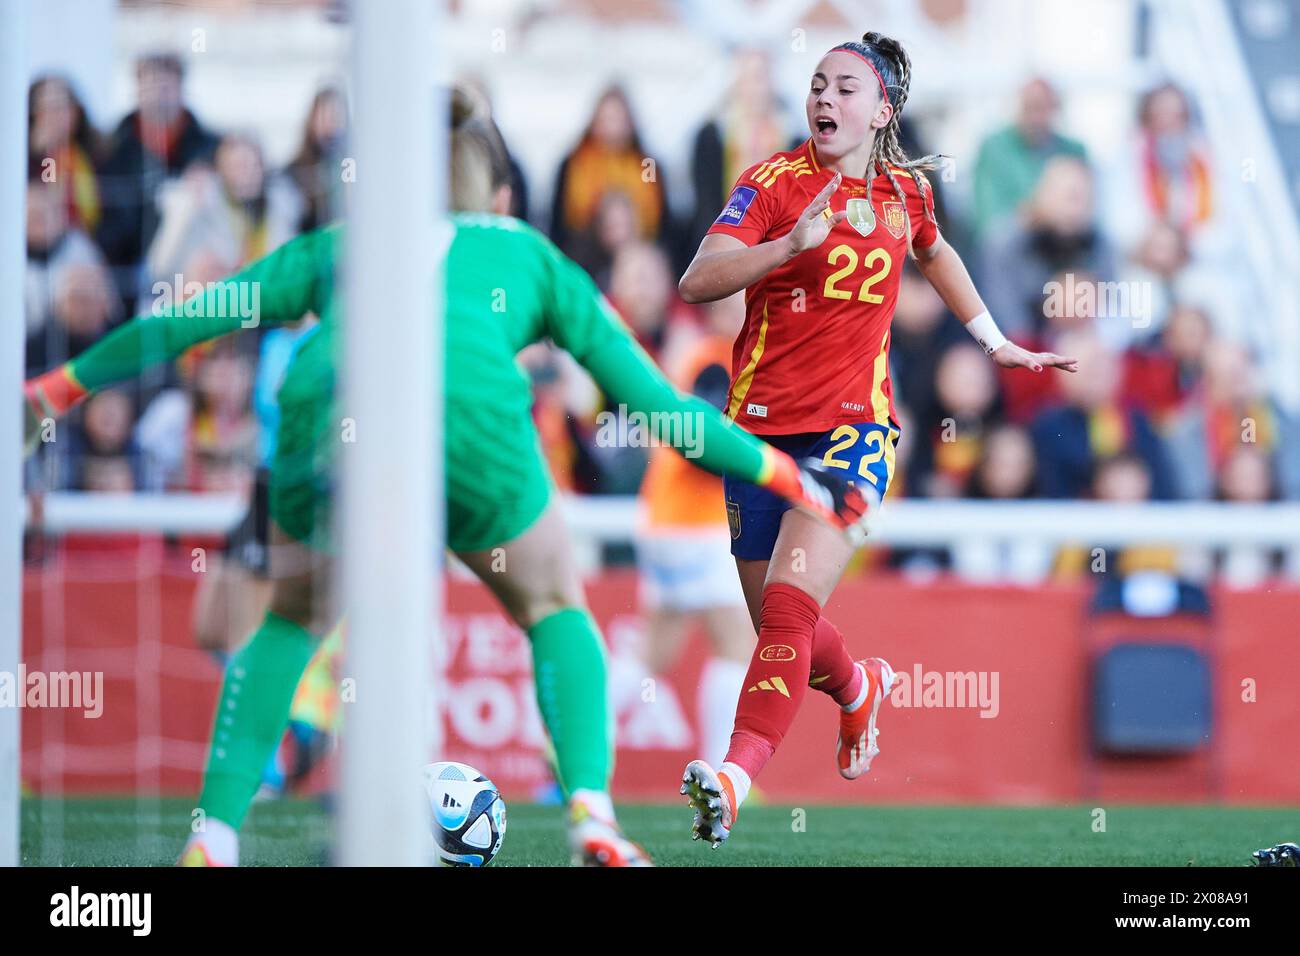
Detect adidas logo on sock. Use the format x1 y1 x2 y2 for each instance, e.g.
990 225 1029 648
747 676 790 698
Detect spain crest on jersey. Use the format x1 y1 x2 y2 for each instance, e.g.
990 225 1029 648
882 201 906 239
845 198 876 237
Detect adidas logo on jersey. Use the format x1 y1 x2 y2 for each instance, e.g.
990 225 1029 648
746 403 768 418
752 156 813 188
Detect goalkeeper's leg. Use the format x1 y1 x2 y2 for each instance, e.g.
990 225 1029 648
180 523 335 866
456 501 650 866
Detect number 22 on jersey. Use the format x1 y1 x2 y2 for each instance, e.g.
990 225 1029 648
823 245 892 304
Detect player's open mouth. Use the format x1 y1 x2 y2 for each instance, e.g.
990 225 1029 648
815 118 838 137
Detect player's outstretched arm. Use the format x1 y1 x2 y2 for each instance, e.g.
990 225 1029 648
678 173 848 304
540 237 874 538
913 233 1079 374
583 332 873 537
23 227 336 444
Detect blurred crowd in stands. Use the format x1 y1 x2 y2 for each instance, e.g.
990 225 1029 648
26 54 342 497
23 49 1300 577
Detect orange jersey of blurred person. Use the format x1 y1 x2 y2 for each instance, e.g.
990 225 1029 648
640 335 734 529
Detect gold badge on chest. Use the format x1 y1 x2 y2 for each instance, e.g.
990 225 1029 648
844 198 876 237
881 200 906 240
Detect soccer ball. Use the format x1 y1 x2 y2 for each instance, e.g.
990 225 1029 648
423 761 507 867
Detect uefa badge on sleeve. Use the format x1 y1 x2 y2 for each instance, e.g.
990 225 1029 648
845 198 876 237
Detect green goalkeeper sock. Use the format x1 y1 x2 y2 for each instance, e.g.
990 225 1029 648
198 611 319 829
528 607 611 795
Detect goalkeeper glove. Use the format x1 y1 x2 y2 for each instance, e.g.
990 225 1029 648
23 365 88 457
761 451 879 545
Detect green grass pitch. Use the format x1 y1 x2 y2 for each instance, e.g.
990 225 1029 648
19 798 1293 866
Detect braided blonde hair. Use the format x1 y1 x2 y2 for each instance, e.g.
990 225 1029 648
834 32 945 258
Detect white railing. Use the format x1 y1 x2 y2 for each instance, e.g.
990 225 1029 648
26 491 1300 548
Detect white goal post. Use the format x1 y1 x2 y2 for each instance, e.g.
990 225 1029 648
0 0 30 870
336 0 442 866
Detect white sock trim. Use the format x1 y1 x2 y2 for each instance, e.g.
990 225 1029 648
190 817 239 865
842 662 871 713
570 788 615 825
718 761 751 808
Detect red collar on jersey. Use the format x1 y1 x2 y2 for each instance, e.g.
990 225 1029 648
830 46 890 106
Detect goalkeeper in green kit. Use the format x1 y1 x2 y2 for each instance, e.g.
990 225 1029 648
23 91 873 866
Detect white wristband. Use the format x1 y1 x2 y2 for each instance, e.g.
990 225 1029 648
964 310 1007 355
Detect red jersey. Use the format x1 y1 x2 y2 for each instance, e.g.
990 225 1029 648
707 139 939 435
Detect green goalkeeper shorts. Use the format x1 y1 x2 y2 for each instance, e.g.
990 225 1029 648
268 345 553 555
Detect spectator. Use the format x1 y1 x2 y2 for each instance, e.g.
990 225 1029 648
564 189 639 290
1107 220 1188 349
31 386 143 493
28 75 103 233
146 131 302 285
79 456 137 493
286 86 347 233
1031 331 1176 500
1118 83 1215 241
73 389 145 492
1217 446 1275 504
889 269 964 439
908 343 1001 498
185 345 257 494
606 240 696 370
1079 452 1182 580
1092 451 1153 503
96 52 219 310
1216 446 1279 586
549 85 669 269
1121 302 1210 424
1105 82 1248 335
980 155 1117 341
687 49 791 256
996 259 1101 426
951 427 1047 582
966 424 1038 500
972 78 1087 241
133 247 256 489
1163 340 1279 500
26 260 118 375
25 173 108 341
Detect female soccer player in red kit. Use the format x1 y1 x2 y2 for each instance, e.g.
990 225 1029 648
676 32 1079 847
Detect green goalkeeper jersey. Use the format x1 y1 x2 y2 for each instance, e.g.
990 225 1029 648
51 215 776 550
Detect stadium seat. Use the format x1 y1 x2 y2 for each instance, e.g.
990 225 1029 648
1091 642 1212 754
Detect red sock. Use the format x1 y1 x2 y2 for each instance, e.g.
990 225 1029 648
808 617 863 707
723 582 819 780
